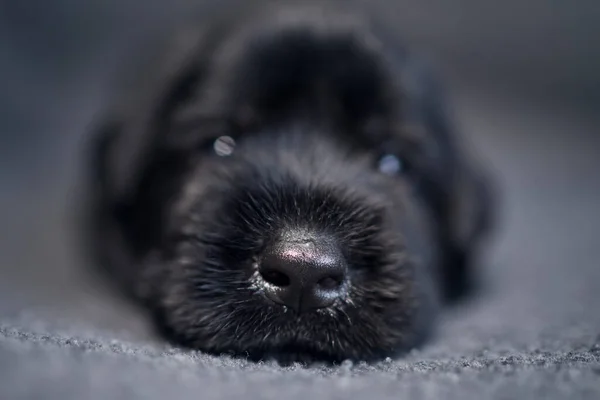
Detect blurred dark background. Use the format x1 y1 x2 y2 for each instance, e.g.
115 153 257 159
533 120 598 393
1 0 599 335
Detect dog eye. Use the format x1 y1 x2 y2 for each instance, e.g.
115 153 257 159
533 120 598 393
378 154 404 176
213 135 236 156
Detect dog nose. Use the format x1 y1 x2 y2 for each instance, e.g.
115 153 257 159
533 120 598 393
258 234 347 312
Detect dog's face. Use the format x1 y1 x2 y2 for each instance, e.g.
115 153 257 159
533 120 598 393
90 6 491 364
147 119 440 363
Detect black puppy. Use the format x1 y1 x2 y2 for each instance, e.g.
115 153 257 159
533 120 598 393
85 2 494 363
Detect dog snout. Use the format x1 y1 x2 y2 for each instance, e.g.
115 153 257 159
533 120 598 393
258 232 347 313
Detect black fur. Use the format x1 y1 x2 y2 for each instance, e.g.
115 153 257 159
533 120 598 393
84 2 494 364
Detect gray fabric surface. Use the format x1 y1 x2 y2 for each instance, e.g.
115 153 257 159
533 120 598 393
1 1 600 399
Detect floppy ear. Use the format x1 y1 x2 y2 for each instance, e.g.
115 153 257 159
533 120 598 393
393 54 496 301
93 24 216 205
83 23 225 298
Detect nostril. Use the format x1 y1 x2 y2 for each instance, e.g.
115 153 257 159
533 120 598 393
318 275 344 290
260 269 291 287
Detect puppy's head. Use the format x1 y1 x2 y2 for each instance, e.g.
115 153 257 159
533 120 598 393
92 5 481 364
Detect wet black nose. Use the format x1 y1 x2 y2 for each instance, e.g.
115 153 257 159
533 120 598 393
258 233 347 313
